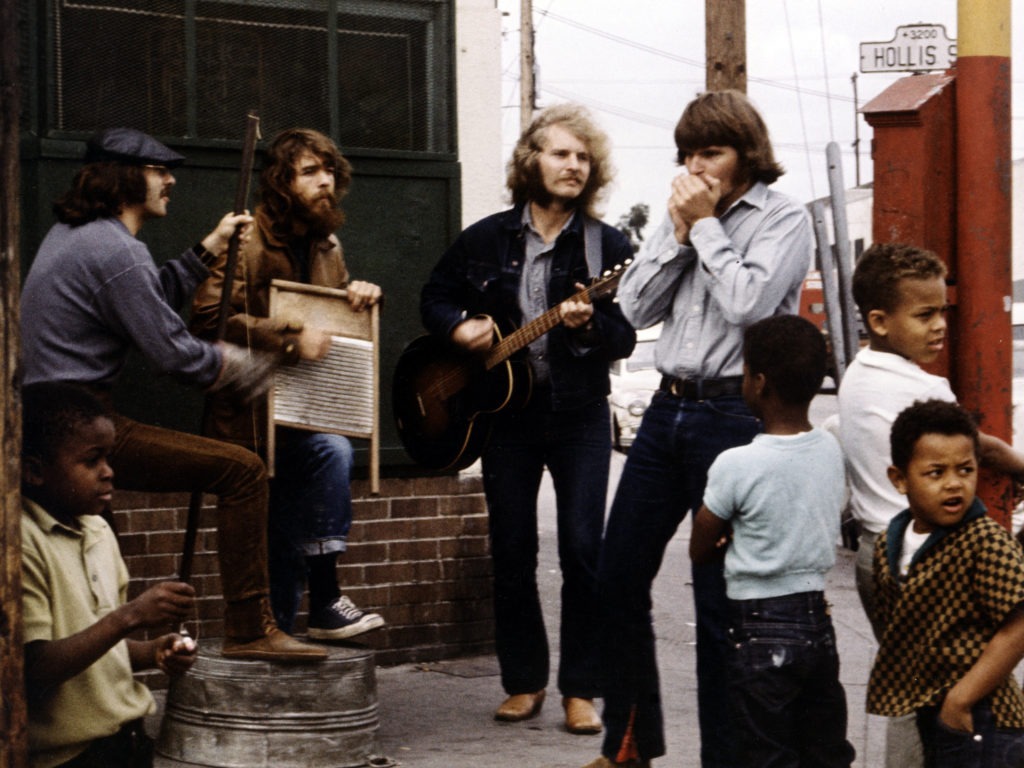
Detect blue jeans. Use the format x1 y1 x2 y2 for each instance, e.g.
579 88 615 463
268 429 353 631
598 392 760 765
917 699 1024 768
727 591 856 768
481 397 610 697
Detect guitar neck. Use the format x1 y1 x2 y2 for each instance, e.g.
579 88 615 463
483 305 565 370
478 263 626 371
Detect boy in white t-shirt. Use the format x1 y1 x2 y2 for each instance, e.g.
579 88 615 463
691 314 855 767
838 242 1024 766
841 242 1024 622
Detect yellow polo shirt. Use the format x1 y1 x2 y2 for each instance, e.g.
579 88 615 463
21 498 154 768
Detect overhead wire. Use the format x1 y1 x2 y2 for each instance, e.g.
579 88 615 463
540 84 677 129
782 0 817 200
504 2 869 200
537 8 856 104
817 0 836 140
509 5 861 139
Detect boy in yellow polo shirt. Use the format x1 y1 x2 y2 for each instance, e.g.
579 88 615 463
21 382 197 768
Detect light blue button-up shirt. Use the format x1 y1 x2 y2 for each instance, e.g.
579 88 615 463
617 181 813 380
519 205 571 386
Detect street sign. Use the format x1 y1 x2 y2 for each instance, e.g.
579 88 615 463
860 24 957 74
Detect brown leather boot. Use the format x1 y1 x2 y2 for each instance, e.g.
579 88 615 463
222 596 327 662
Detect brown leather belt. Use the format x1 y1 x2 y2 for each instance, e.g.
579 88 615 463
659 375 744 400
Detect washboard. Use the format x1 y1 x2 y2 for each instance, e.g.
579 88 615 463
267 279 379 494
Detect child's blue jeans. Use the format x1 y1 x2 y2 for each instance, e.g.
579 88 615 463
726 590 856 768
917 698 1024 767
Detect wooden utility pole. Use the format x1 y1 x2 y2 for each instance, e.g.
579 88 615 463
520 0 535 131
705 0 746 92
0 0 28 761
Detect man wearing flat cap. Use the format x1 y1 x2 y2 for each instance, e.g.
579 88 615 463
20 127 326 662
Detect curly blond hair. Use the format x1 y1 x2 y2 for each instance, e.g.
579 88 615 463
506 104 614 218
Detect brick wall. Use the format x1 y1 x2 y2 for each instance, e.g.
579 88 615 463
115 470 493 686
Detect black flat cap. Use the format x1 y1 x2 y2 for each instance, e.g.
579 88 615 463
84 127 186 167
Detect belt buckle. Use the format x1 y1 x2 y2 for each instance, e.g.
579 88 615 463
669 378 686 398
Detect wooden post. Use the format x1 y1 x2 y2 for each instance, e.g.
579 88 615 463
0 0 28 762
520 0 535 131
705 0 746 92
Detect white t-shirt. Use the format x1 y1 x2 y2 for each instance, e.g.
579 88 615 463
837 347 956 535
899 525 931 577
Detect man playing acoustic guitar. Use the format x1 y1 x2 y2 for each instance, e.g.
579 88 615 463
420 104 636 735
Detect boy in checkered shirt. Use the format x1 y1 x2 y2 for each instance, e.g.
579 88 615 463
867 399 1024 766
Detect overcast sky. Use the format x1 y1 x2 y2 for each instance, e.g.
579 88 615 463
497 0 1024 227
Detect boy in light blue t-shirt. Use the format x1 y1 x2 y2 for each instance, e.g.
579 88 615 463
690 314 855 767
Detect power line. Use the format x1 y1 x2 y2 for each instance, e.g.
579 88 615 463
539 83 677 129
782 0 817 200
538 8 705 68
816 0 836 140
537 8 856 104
539 82 860 158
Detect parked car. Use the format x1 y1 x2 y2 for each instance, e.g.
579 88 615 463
609 325 661 452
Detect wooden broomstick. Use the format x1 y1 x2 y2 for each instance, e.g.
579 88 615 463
178 111 261 584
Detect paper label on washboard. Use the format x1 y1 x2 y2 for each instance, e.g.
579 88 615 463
273 336 374 434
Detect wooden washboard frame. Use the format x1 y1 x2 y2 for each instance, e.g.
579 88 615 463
267 279 380 494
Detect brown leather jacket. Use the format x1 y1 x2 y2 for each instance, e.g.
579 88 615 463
190 207 350 453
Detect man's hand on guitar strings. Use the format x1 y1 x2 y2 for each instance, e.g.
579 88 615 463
451 316 496 353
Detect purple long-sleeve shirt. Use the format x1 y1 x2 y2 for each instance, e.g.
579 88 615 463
21 217 222 387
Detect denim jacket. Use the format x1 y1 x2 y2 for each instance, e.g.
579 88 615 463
421 205 636 411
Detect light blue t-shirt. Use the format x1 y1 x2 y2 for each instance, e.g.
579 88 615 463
702 428 845 600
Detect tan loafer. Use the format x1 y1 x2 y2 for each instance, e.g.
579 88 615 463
494 689 545 721
563 697 602 734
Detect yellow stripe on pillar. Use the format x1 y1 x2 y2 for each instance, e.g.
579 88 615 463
958 0 1010 57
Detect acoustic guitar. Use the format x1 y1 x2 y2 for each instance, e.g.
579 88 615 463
392 265 627 471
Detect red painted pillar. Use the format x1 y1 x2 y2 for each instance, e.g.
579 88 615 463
955 0 1014 527
862 74 957 380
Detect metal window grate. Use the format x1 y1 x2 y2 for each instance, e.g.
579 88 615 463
54 1 187 136
51 0 450 152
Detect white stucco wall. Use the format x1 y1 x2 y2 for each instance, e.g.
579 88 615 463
455 0 505 228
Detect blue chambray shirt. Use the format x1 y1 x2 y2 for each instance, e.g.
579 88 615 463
617 181 813 380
